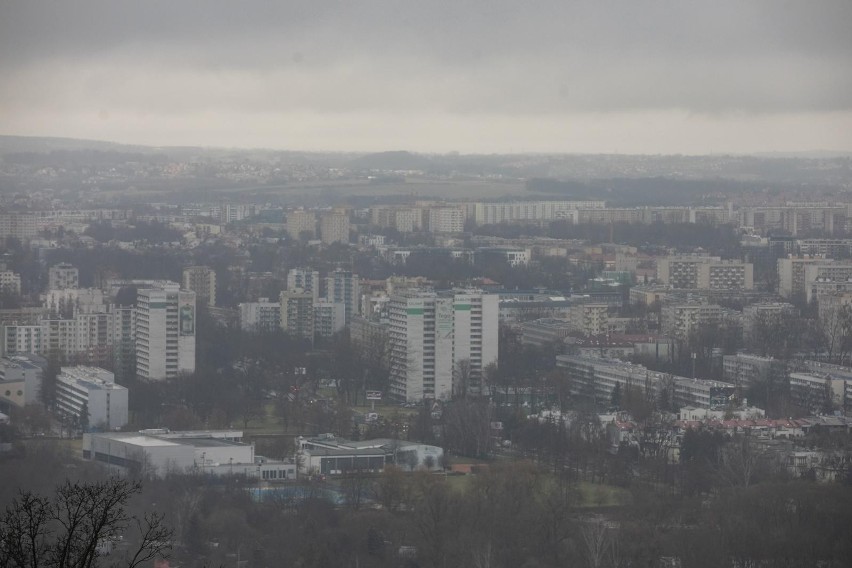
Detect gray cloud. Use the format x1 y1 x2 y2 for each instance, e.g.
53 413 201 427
1 1 851 152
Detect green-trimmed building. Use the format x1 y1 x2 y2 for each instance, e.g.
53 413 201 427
388 289 498 402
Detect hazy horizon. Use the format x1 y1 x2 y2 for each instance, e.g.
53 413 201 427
2 1 851 155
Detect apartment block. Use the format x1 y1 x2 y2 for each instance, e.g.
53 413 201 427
286 209 316 240
239 298 281 332
48 263 79 290
135 284 196 380
280 289 314 340
320 211 350 245
313 300 346 338
0 271 21 296
426 207 466 233
777 257 827 299
326 269 360 325
55 366 128 430
182 266 217 308
388 289 498 402
287 268 320 303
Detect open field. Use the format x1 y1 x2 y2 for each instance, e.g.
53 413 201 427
443 473 630 508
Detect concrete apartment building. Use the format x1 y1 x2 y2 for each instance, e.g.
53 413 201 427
48 263 79 290
656 256 753 290
0 354 45 407
788 371 850 412
239 298 281 332
0 213 37 242
803 262 852 303
777 257 828 299
471 200 605 226
280 289 314 339
286 209 316 240
722 353 787 389
556 354 737 409
371 206 424 233
287 268 320 303
55 366 128 430
1 302 134 369
789 361 852 411
696 260 753 290
135 283 196 380
742 302 798 342
182 266 216 308
739 204 846 236
569 303 610 337
475 247 531 267
313 300 346 338
656 255 721 289
661 301 729 340
326 269 360 325
1 324 43 357
388 289 498 402
0 271 21 296
42 288 108 317
426 207 466 233
319 211 350 245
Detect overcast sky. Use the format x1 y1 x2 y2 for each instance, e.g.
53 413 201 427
1 1 851 154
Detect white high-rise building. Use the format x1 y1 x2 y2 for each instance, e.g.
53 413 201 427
49 263 79 290
388 289 498 402
287 268 320 303
135 283 196 380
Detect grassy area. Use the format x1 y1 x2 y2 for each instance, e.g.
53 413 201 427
351 404 418 418
441 471 630 508
575 481 631 508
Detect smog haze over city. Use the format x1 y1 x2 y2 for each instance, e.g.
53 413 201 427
1 2 852 568
2 0 852 154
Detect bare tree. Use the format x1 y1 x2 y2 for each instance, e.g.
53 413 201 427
580 520 613 568
0 478 172 568
452 358 473 400
716 435 768 488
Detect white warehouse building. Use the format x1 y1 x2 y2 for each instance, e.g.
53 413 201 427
83 429 296 480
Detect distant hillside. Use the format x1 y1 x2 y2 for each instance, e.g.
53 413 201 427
0 135 145 156
348 150 435 171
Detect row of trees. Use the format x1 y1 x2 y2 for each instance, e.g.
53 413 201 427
7 456 851 568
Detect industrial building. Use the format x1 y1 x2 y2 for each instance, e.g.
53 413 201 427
296 434 443 476
83 429 296 480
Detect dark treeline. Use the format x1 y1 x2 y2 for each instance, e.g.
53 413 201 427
2 441 851 568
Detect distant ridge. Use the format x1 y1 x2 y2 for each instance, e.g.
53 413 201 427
0 134 203 157
348 150 435 171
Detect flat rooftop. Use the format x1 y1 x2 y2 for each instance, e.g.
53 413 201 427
93 433 183 447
